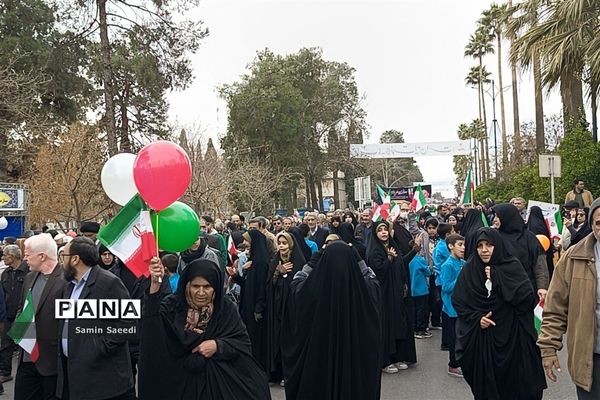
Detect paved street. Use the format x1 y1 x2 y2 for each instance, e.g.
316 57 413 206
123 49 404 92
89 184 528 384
270 329 576 400
1 329 575 399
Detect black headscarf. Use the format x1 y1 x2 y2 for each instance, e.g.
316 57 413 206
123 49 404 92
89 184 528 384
285 242 382 400
366 220 416 366
266 232 306 381
571 207 592 246
337 222 366 259
288 226 312 261
493 203 543 292
452 228 546 399
98 244 117 270
527 206 550 237
343 211 359 228
459 208 486 258
138 259 271 399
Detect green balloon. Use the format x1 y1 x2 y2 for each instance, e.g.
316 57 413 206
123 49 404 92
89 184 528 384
151 201 200 252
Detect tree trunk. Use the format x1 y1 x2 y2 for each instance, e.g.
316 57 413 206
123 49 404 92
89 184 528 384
332 170 340 209
533 50 545 153
98 0 118 156
592 80 598 142
476 75 483 185
317 175 324 211
0 131 7 181
119 82 132 153
510 63 521 163
560 72 585 130
479 56 489 180
497 33 508 172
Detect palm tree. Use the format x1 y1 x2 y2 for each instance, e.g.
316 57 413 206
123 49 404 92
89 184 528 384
480 3 510 171
465 30 494 180
465 67 491 184
506 0 545 155
506 0 523 162
511 0 594 131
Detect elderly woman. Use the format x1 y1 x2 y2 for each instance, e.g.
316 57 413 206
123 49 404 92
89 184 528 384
453 228 546 400
139 258 271 399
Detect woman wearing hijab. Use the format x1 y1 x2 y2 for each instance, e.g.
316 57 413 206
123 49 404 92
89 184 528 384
453 228 546 400
328 216 342 234
139 258 271 400
493 203 549 300
343 211 359 228
288 226 313 261
98 244 117 270
337 222 367 259
284 241 382 400
226 229 270 370
568 207 592 248
266 232 306 384
366 220 417 373
459 208 486 258
527 205 555 279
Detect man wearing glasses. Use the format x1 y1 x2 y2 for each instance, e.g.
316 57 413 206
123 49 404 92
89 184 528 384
14 234 64 400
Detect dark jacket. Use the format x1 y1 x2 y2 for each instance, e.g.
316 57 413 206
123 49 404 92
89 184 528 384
56 265 134 400
2 261 29 321
19 264 65 376
109 262 171 347
308 226 329 249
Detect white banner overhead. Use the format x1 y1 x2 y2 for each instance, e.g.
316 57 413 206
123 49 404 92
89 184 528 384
350 141 471 158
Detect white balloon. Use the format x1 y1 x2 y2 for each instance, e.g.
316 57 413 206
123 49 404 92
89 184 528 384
0 216 7 230
101 153 138 206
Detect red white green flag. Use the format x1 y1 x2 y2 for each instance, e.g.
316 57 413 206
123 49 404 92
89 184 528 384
411 184 427 211
8 289 39 362
227 234 237 263
534 299 544 333
98 194 157 278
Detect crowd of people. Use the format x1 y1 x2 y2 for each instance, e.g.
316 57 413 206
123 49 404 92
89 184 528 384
0 178 598 399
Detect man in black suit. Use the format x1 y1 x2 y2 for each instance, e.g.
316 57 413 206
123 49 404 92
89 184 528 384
56 237 135 400
15 233 65 400
304 212 329 249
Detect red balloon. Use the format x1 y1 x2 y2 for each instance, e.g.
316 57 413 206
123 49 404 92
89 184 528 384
133 141 192 210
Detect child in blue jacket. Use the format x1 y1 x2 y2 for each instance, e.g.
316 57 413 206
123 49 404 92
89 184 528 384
440 233 465 378
410 253 432 339
433 223 453 348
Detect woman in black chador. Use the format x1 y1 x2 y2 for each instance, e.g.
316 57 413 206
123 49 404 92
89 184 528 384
285 241 382 400
227 229 271 370
366 220 416 373
139 258 271 400
453 228 546 400
266 232 306 384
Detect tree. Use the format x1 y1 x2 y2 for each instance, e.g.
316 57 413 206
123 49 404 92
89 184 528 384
465 29 494 180
465 66 491 183
480 3 510 171
28 123 110 227
228 163 289 215
220 48 367 211
68 0 208 154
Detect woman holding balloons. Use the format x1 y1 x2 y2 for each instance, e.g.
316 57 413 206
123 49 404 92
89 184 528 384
526 206 555 280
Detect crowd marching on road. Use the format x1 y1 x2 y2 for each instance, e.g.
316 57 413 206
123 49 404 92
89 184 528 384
0 179 598 400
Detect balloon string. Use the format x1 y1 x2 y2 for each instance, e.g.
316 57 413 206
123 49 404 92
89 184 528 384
156 211 162 284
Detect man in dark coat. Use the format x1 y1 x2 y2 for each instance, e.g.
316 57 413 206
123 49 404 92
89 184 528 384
15 234 64 400
304 212 329 249
0 244 29 382
56 237 135 400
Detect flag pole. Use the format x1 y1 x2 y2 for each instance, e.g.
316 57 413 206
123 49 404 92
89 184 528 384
155 211 162 284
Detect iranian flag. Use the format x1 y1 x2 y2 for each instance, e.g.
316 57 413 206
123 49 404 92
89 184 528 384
547 210 564 239
293 208 302 223
460 168 474 205
534 299 544 333
8 290 39 362
411 184 427 211
376 185 393 221
227 234 237 263
98 194 157 278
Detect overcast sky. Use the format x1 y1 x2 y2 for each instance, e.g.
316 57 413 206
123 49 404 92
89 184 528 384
167 0 565 197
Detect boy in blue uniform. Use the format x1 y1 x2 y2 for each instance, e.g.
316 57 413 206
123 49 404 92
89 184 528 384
433 223 453 349
440 233 465 377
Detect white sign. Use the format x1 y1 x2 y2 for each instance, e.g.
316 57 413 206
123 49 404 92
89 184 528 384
350 141 471 158
539 155 561 178
527 200 560 218
353 176 371 202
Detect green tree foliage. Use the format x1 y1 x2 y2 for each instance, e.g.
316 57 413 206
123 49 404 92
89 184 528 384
220 47 367 210
475 128 600 204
